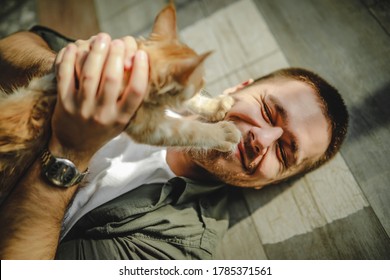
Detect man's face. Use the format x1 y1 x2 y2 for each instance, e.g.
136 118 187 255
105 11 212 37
190 77 330 188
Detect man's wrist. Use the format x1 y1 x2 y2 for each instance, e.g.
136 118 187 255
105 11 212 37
48 138 93 172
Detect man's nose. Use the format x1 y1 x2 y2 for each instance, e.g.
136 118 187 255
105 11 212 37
249 126 283 155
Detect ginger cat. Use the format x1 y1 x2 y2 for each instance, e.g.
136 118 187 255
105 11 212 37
0 4 240 204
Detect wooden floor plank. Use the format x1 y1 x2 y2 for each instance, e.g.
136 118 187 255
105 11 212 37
215 216 268 259
0 0 37 38
97 0 166 39
241 153 389 259
205 50 289 98
37 0 100 39
94 0 139 23
364 0 390 35
264 208 390 259
245 156 368 241
180 0 281 87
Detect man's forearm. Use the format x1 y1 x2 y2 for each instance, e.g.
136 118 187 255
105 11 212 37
0 31 55 92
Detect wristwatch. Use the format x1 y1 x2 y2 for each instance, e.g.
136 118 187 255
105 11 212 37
41 149 89 188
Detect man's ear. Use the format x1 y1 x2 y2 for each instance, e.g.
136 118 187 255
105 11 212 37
223 79 254 95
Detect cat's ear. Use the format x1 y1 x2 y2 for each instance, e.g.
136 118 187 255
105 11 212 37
151 4 177 40
175 51 213 82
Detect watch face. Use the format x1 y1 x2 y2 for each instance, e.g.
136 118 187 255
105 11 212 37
46 160 77 186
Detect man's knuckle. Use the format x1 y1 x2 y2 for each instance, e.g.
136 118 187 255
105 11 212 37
75 39 84 46
91 114 103 125
77 106 91 119
80 74 95 89
92 112 113 126
104 74 121 85
130 85 146 99
117 113 131 126
124 36 136 46
56 71 65 82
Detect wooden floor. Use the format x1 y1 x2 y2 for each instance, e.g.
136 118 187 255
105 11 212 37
1 0 389 259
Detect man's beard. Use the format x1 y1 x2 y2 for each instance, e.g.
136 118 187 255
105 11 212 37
187 148 251 187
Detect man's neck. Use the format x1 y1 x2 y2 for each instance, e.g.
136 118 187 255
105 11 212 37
166 148 217 182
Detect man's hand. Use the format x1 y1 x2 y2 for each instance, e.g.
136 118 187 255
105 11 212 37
50 33 149 164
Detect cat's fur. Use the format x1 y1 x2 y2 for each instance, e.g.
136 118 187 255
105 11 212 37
0 4 240 204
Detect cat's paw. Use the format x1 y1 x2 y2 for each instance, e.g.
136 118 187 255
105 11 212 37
213 121 241 152
207 95 235 122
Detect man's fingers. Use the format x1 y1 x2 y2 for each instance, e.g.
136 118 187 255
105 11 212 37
97 39 125 110
56 44 77 107
119 50 149 116
77 33 111 115
74 37 95 78
121 36 137 89
55 47 66 74
128 50 149 98
122 36 137 70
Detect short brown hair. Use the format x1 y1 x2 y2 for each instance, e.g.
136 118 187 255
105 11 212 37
253 67 349 173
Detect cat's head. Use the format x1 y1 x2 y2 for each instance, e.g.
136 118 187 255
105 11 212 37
138 4 211 105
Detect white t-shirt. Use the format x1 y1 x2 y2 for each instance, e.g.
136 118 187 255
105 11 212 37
61 133 176 239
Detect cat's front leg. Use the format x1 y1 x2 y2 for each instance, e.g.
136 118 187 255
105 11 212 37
129 115 241 152
206 120 241 151
185 94 235 122
170 118 241 152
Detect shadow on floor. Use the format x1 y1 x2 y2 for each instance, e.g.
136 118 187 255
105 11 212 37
346 82 390 144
